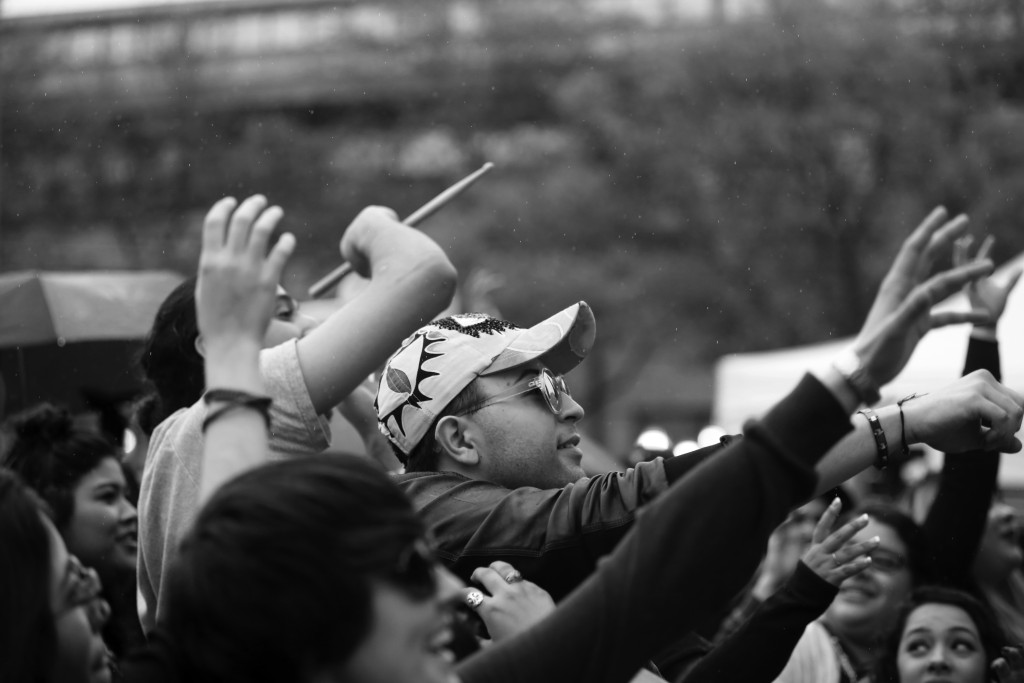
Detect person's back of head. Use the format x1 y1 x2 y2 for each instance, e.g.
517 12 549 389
0 469 56 683
164 454 434 683
136 276 203 436
3 403 114 530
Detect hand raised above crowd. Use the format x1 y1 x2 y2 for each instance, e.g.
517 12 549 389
196 194 295 362
195 194 295 504
851 207 993 391
798 498 877 587
953 234 1022 328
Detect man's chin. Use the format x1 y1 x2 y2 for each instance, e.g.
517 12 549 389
559 463 587 485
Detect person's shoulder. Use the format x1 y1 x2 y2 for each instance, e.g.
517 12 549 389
140 404 206 495
147 404 205 457
393 470 520 507
392 470 472 488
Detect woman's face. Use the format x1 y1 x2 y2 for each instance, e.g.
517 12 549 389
896 603 987 683
63 457 137 578
824 519 914 639
972 501 1022 585
45 515 112 683
333 565 464 683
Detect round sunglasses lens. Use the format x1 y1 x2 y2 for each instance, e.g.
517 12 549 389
540 371 561 413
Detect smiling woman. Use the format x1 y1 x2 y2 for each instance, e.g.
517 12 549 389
0 468 112 683
2 403 143 661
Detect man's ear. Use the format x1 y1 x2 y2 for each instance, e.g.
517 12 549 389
434 415 480 467
194 334 206 359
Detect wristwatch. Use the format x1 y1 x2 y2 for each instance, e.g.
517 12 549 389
832 349 881 406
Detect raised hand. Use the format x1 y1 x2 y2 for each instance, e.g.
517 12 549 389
196 194 295 504
463 561 556 642
953 235 1023 328
196 195 295 354
799 498 877 586
752 505 819 599
902 371 1024 454
851 208 993 389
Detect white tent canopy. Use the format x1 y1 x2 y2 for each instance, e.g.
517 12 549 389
712 252 1024 484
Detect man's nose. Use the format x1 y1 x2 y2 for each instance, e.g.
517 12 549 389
559 394 585 423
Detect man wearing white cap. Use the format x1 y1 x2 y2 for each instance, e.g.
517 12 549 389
373 209 1023 621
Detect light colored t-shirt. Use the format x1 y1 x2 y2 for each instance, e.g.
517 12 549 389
136 340 331 633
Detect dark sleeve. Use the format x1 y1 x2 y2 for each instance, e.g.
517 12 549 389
409 443 731 602
924 337 1000 586
456 374 852 683
677 562 838 683
663 435 742 485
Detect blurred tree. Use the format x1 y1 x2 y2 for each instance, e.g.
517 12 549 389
3 0 1024 449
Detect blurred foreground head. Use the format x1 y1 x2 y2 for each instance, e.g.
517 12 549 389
165 455 462 683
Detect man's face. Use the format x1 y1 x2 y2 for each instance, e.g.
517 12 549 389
262 287 319 349
460 363 586 490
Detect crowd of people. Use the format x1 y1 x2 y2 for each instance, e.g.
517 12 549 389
2 193 1024 683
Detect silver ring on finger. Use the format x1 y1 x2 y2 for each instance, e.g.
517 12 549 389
466 590 484 609
505 570 523 584
832 552 840 567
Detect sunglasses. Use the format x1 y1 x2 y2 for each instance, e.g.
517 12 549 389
457 368 571 416
391 538 440 599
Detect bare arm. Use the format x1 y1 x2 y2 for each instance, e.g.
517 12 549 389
196 196 294 505
806 207 1016 493
813 217 1024 494
296 206 457 414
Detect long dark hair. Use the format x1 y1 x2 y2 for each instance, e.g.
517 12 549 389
3 403 116 530
0 469 55 683
164 455 435 682
875 585 1006 683
135 275 203 435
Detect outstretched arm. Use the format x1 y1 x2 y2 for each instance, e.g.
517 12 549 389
679 500 876 683
811 208 1006 493
923 236 1021 584
454 212 1024 683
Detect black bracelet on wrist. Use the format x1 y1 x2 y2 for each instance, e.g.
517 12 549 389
858 408 889 470
896 393 919 459
202 389 272 433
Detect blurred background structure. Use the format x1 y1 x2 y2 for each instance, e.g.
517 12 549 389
2 0 1023 465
